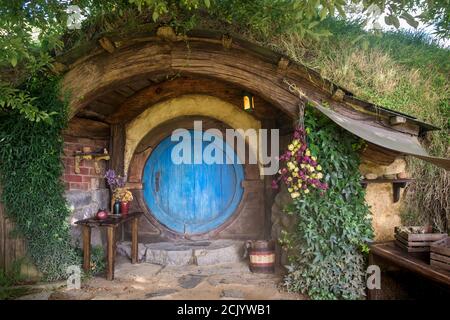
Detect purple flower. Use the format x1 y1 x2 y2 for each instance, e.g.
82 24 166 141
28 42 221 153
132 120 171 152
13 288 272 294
104 169 127 190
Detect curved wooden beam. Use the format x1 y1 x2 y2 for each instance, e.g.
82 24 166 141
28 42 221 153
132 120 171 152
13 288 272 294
106 77 280 124
61 39 335 119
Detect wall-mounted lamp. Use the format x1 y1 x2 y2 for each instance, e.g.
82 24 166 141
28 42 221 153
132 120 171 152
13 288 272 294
243 92 255 112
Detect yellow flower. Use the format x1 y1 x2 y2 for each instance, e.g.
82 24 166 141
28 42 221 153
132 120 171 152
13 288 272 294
317 172 323 179
300 164 306 169
291 192 300 199
305 150 311 156
317 165 322 171
294 167 299 172
288 144 294 151
311 156 317 161
288 188 293 193
287 177 292 182
309 166 315 172
304 189 310 194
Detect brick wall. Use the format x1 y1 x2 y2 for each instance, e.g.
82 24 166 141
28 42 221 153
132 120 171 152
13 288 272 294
63 135 110 247
62 135 109 191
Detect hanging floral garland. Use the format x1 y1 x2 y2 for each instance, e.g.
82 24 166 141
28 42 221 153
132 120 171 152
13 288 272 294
272 126 328 198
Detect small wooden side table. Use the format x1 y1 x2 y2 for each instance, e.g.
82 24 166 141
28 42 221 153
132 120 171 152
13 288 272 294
75 212 143 280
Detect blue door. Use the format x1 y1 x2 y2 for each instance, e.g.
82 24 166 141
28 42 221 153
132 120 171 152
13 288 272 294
143 130 244 234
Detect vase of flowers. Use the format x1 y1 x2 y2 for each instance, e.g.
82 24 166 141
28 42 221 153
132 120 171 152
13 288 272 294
105 169 128 215
113 187 133 215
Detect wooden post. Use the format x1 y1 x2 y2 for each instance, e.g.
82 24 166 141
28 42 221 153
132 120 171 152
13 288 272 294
106 226 116 281
82 225 91 273
131 217 138 264
110 123 126 213
110 124 126 176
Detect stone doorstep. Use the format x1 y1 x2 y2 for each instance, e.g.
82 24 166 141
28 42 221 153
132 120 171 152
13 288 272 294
116 240 245 267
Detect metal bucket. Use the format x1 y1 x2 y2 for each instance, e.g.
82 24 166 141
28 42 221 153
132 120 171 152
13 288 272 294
246 240 275 274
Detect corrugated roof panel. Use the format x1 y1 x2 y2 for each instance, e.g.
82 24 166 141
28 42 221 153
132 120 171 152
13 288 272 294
315 104 450 171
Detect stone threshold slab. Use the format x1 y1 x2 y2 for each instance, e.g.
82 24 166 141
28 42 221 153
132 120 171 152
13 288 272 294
117 240 245 266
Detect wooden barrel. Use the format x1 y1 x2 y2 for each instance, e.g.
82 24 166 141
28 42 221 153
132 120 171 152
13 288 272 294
248 240 275 274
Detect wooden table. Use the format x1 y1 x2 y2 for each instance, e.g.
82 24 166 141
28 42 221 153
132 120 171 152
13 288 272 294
369 241 450 299
75 212 143 280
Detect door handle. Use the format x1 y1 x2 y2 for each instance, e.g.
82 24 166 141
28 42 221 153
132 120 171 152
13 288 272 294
155 171 160 192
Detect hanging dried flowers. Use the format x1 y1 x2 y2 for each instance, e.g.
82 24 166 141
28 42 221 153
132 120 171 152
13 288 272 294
272 126 328 198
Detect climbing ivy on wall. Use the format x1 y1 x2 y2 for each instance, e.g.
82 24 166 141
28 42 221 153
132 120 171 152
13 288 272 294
280 109 373 300
0 76 80 281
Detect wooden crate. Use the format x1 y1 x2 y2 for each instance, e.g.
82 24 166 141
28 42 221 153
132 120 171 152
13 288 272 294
430 237 450 272
394 226 447 254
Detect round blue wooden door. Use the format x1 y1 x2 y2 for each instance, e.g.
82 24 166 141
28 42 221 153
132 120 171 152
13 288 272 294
143 130 244 234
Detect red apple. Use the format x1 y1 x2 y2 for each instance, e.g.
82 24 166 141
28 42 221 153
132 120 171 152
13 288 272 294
96 209 108 220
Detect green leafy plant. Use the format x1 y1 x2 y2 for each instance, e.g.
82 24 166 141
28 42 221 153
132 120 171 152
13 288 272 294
280 110 373 300
76 246 106 277
0 76 80 281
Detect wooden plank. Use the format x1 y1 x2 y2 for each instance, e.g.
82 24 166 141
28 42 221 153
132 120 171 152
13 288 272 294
395 234 433 247
430 259 450 272
128 147 153 183
430 238 450 256
370 242 450 287
131 217 138 264
0 201 5 270
82 226 91 273
64 117 110 138
3 215 28 271
395 239 429 252
431 252 450 264
110 124 126 176
75 212 143 226
106 77 281 124
241 180 264 191
404 232 446 242
106 226 115 281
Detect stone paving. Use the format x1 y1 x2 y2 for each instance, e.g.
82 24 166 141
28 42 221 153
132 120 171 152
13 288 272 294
18 255 306 300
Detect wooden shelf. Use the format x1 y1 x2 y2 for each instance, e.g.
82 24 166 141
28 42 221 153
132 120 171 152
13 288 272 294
73 150 110 174
361 178 414 203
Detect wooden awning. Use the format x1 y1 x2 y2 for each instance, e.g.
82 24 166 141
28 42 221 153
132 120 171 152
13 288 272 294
315 104 450 170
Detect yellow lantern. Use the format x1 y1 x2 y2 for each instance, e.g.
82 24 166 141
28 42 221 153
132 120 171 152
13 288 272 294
243 92 254 111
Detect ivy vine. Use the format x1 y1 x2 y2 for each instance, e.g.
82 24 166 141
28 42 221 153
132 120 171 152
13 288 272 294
0 75 80 281
281 109 373 300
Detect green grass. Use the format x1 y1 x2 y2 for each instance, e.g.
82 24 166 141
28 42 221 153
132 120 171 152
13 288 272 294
270 19 449 231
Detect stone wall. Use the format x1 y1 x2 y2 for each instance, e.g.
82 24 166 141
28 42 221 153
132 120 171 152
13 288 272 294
360 156 408 240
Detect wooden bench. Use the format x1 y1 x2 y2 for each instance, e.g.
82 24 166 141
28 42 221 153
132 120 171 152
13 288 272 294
75 212 143 280
368 241 450 299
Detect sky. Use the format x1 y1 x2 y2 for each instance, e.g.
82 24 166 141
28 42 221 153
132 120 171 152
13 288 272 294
346 4 450 48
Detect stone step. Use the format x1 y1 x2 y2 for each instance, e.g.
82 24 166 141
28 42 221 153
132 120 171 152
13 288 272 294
117 240 245 267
